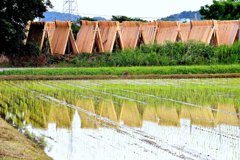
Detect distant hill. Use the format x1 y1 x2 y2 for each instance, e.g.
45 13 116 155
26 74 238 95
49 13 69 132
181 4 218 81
42 11 106 21
161 11 202 21
43 11 201 22
43 12 80 21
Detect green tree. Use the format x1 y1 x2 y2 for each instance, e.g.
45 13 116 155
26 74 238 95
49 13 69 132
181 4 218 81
200 0 240 20
71 22 80 39
78 17 97 21
0 0 52 55
111 16 147 22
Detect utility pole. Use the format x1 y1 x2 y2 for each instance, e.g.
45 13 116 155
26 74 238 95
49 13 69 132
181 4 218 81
63 0 78 21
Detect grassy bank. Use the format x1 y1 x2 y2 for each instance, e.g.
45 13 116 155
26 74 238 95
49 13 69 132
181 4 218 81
0 65 240 78
0 118 51 160
53 41 240 67
5 41 240 67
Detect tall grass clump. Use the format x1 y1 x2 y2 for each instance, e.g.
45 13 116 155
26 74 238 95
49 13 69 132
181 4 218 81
139 41 215 65
53 41 240 67
214 42 240 64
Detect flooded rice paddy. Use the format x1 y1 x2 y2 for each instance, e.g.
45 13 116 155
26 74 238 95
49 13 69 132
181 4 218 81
0 79 240 160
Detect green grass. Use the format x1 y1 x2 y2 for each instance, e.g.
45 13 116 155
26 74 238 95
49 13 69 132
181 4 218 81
0 79 239 160
51 41 240 67
0 65 240 76
10 41 240 67
0 79 239 132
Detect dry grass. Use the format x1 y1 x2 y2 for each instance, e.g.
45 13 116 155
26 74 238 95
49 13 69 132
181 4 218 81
0 55 9 64
0 118 51 160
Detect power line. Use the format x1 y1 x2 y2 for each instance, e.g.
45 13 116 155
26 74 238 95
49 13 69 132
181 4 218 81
52 1 165 21
50 8 162 21
62 0 79 20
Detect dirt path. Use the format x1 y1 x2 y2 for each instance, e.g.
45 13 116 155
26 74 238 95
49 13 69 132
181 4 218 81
0 68 31 72
0 118 52 160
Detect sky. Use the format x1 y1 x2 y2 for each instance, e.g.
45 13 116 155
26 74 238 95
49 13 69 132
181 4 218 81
49 0 213 19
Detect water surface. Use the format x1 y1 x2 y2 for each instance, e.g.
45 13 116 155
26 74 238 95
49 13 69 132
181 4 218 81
0 79 239 160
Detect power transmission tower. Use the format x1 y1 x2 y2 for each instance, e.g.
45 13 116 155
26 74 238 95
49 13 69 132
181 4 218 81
63 0 79 21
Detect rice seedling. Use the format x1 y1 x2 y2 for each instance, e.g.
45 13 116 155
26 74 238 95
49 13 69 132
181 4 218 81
1 65 240 77
0 79 240 160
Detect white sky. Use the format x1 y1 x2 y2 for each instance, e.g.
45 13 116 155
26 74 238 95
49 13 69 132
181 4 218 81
49 0 213 19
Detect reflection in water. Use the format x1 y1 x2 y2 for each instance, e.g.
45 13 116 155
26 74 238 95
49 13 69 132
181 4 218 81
189 107 215 127
48 105 74 129
26 105 49 129
180 107 191 119
23 104 240 160
98 100 118 129
7 98 238 129
156 106 180 127
120 101 142 127
99 100 118 122
0 79 240 160
142 106 157 123
76 99 98 129
215 104 239 126
13 98 239 159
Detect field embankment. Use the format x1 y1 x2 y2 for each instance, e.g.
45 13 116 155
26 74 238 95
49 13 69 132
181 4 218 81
45 42 240 68
2 41 240 68
0 118 51 160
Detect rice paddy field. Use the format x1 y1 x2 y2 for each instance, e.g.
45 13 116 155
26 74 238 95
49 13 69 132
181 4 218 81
0 78 240 160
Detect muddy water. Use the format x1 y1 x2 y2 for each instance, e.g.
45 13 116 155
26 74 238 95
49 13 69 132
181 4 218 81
0 79 240 160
